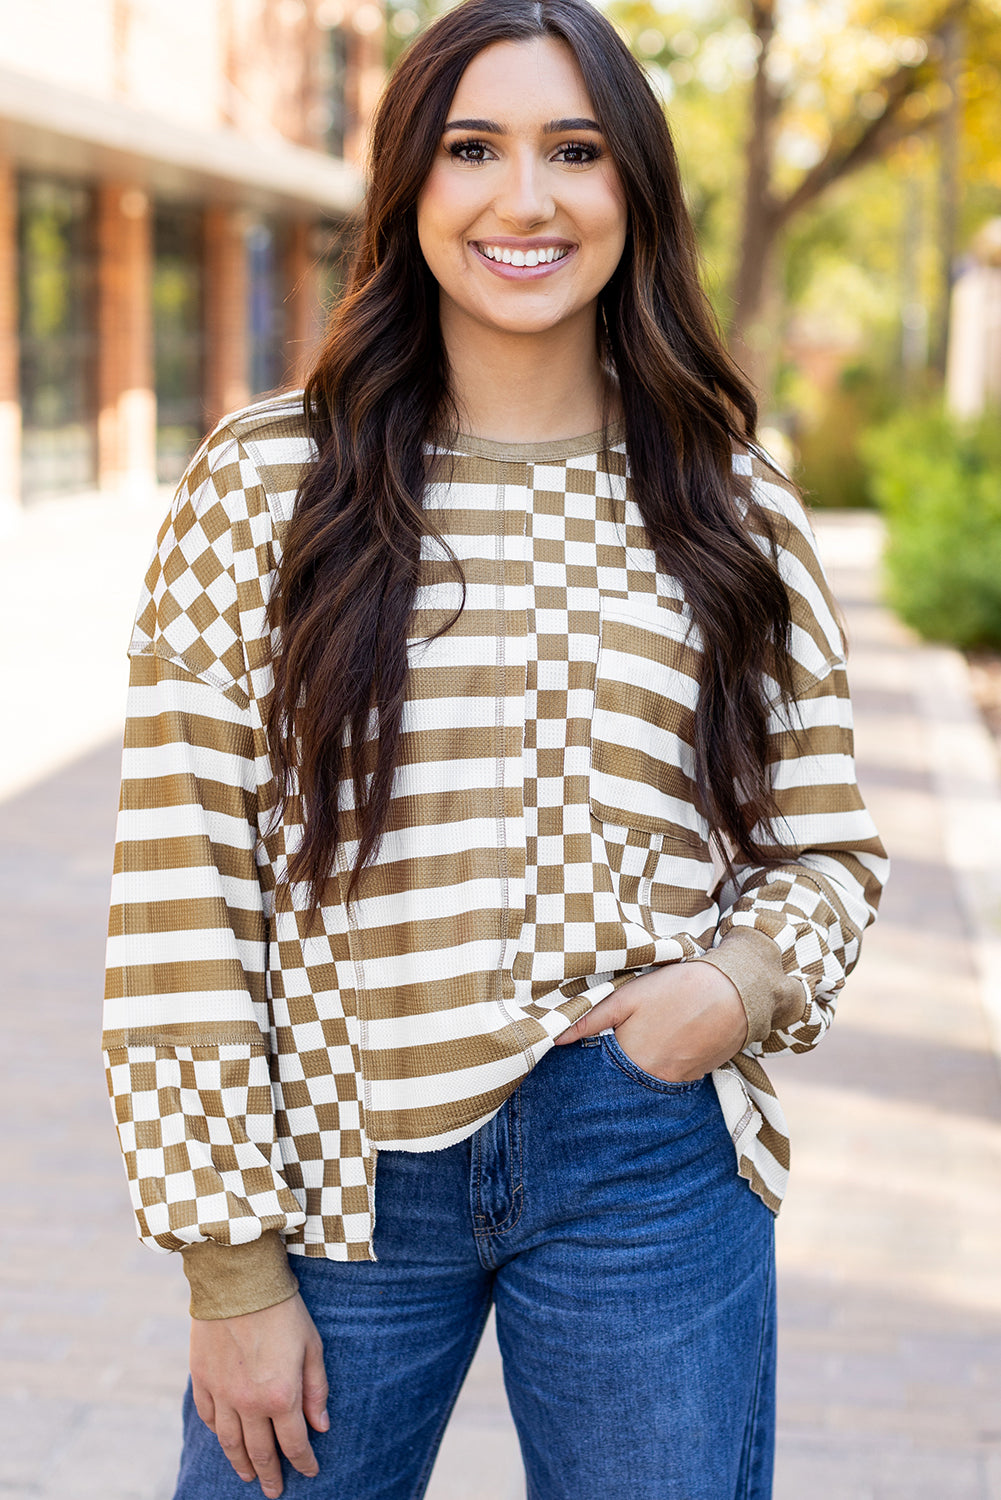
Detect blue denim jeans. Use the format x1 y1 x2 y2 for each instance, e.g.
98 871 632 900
174 1036 776 1500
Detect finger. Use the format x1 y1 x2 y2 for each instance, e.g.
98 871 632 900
243 1415 287 1498
213 1409 258 1486
274 1408 320 1479
554 993 622 1044
302 1337 330 1434
191 1381 217 1434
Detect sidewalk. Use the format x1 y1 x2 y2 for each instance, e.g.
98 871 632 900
1 499 1000 1498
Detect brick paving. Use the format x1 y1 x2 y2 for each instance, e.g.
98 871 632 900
1 502 1000 1498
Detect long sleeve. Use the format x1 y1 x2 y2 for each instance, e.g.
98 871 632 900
103 426 304 1315
695 459 888 1055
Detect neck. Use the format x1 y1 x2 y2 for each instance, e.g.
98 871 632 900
440 305 616 444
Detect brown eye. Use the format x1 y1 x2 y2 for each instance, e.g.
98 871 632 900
555 141 602 165
449 139 491 163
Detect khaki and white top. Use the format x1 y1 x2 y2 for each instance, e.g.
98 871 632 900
103 393 887 1318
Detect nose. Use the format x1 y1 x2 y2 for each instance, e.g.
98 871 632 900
494 149 555 230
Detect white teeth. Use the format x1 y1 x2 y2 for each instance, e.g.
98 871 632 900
478 244 571 265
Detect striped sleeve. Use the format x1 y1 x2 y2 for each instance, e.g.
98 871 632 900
102 432 304 1314
696 462 888 1052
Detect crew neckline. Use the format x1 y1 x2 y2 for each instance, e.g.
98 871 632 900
445 419 627 463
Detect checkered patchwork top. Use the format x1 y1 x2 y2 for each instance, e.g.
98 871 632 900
104 393 886 1318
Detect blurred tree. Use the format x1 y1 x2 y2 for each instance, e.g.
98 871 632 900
607 0 1001 394
384 0 450 63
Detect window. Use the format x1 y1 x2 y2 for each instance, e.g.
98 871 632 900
17 175 98 499
318 24 350 159
247 217 289 398
153 203 205 484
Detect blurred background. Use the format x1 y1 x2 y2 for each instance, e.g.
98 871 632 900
1 0 1000 666
2 3 1001 1498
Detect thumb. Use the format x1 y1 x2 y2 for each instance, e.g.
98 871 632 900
302 1336 330 1434
554 992 626 1045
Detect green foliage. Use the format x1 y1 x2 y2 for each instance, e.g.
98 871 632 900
796 362 897 509
384 0 452 65
861 405 1001 648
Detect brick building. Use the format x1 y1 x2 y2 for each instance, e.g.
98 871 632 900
0 0 385 512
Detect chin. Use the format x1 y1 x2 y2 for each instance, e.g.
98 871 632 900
475 307 572 337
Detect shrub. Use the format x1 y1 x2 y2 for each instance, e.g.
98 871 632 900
860 406 1001 650
795 362 894 510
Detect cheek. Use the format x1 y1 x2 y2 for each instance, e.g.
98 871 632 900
417 168 478 246
416 173 455 265
596 171 628 255
587 199 628 274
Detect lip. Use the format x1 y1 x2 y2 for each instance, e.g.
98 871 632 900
469 238 578 281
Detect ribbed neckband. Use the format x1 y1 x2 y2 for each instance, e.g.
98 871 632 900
445 419 627 463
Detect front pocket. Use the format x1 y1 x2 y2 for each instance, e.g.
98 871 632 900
589 600 703 844
601 1031 705 1094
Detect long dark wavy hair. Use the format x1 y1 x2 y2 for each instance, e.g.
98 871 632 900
268 0 797 908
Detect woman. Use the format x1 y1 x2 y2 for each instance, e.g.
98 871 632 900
104 3 886 1497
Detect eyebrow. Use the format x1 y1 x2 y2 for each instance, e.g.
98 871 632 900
443 117 602 134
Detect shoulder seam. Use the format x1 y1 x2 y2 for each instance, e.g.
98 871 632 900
127 639 252 710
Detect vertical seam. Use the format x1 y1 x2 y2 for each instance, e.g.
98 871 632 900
639 829 663 930
491 467 535 1070
474 1093 525 1240
736 1227 775 1500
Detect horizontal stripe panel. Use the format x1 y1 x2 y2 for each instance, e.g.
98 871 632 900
121 736 257 787
771 781 869 819
109 864 263 910
362 1000 536 1051
371 813 521 865
364 1085 519 1151
120 773 256 825
108 897 263 947
361 1022 544 1083
765 806 881 847
394 723 519 767
365 1049 534 1112
115 803 256 848
355 938 513 995
358 972 521 1021
124 667 253 729
102 989 266 1032
105 957 264 1001
103 1020 266 1051
348 876 508 935
113 836 256 882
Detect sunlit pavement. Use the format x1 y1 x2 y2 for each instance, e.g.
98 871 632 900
2 499 1000 1499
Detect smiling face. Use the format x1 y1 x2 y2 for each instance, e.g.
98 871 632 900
416 36 628 346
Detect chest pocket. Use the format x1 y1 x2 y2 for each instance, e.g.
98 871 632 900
589 599 705 846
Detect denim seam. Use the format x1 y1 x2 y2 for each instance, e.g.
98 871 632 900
474 1182 525 1246
471 1090 526 1252
736 1229 775 1500
470 1125 487 1239
483 1084 525 1238
600 1034 703 1095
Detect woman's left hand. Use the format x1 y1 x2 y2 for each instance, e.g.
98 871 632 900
554 962 748 1081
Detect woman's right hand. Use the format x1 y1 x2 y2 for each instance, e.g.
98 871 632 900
189 1292 329 1498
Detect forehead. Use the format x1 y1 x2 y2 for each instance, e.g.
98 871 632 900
448 36 595 125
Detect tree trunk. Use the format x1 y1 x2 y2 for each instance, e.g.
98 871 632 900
729 1 781 398
932 14 964 375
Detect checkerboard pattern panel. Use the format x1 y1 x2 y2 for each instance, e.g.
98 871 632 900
104 397 887 1269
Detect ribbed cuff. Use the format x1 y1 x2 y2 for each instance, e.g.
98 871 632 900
182 1231 299 1320
693 926 807 1045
